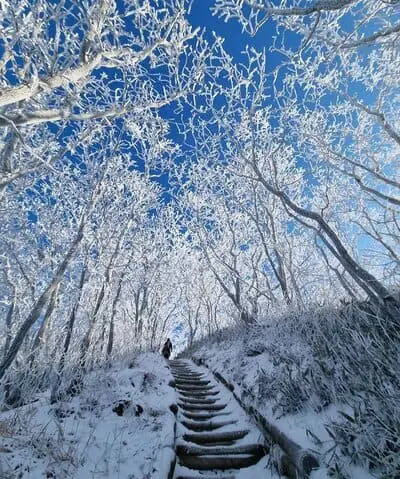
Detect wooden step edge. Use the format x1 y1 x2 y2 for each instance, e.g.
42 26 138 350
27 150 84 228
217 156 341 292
178 454 261 470
176 443 267 457
183 429 250 445
181 420 237 432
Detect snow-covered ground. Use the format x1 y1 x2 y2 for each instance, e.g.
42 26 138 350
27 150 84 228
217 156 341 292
187 323 378 479
0 353 176 479
0 306 396 479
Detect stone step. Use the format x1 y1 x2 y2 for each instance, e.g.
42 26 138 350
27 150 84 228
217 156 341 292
176 443 266 457
171 370 204 377
171 369 196 376
175 476 235 479
183 430 249 445
180 397 218 405
177 384 217 392
172 368 199 371
178 402 227 412
171 367 198 372
169 364 200 373
181 420 237 432
179 390 220 398
169 364 194 373
175 379 211 387
177 389 219 396
173 374 206 380
178 454 260 470
182 411 231 421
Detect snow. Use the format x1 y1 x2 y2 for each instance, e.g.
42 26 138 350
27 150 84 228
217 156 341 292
0 335 383 479
189 334 377 479
0 353 176 479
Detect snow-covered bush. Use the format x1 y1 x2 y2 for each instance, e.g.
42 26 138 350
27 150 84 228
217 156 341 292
188 297 400 477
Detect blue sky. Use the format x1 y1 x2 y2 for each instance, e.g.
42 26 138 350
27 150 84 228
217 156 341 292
17 0 296 217
149 0 283 196
189 0 273 60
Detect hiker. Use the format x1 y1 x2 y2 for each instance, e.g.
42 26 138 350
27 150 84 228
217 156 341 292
161 338 173 359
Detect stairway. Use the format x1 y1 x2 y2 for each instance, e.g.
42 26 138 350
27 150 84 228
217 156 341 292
170 359 272 479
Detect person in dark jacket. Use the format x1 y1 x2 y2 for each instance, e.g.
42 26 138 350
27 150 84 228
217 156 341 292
161 338 173 359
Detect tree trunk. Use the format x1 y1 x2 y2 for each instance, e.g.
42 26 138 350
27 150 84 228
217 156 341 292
79 283 106 373
3 303 14 360
0 222 84 380
249 189 292 305
252 162 394 306
63 263 88 359
29 284 60 366
50 262 88 403
107 278 124 361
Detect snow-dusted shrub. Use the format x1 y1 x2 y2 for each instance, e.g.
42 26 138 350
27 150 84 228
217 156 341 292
266 302 400 475
188 297 400 477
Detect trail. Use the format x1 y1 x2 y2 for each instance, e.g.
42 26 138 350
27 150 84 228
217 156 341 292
169 359 272 479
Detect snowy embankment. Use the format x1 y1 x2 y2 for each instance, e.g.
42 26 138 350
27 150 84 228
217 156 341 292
0 353 175 479
185 302 398 479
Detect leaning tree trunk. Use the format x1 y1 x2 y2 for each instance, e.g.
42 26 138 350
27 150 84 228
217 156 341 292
78 283 106 375
0 222 85 381
51 262 88 403
62 262 88 362
106 276 124 362
3 302 14 361
2 260 17 359
29 284 60 367
252 162 395 306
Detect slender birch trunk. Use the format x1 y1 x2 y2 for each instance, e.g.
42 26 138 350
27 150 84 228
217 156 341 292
29 284 60 366
106 277 124 361
0 222 85 381
251 161 395 306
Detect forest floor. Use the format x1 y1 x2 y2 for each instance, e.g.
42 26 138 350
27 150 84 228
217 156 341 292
0 303 396 479
0 353 175 479
185 318 382 479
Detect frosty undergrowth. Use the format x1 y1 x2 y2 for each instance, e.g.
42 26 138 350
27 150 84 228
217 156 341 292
187 299 400 478
0 352 175 479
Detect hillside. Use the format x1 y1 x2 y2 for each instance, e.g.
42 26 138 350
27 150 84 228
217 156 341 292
0 299 398 478
0 353 175 479
184 299 400 479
